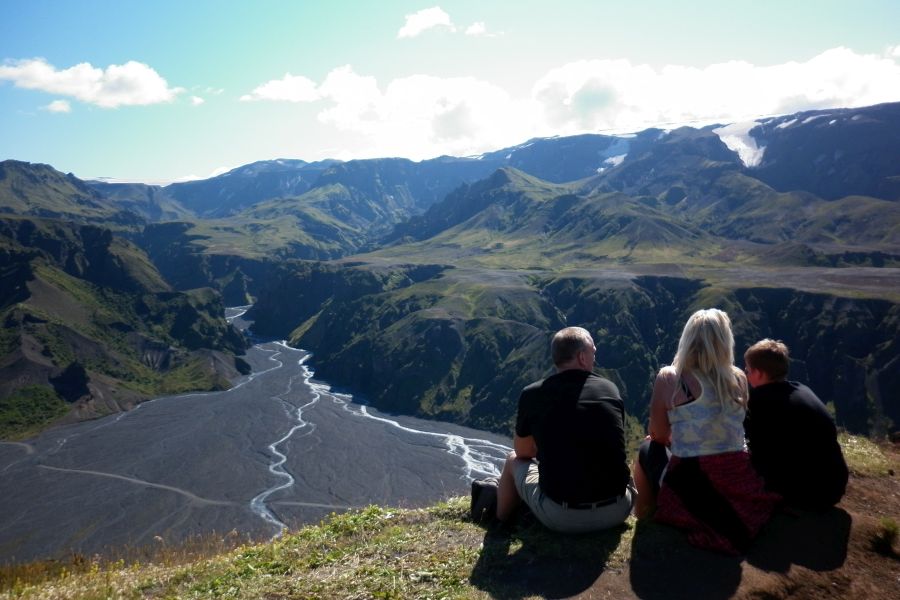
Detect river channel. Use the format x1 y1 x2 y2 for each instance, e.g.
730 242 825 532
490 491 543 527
0 307 511 564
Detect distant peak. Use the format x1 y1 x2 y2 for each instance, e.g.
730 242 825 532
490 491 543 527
486 167 539 189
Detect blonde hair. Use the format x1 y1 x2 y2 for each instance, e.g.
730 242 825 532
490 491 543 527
673 308 746 406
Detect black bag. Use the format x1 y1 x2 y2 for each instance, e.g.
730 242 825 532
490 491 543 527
470 477 499 524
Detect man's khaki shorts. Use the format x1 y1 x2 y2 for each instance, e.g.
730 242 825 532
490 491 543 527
513 459 635 533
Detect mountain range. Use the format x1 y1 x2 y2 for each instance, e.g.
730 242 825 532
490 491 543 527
1 101 899 439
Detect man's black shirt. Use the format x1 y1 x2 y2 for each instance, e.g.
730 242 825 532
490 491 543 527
745 381 848 510
515 369 630 504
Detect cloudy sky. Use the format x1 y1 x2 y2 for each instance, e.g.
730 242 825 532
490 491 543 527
2 0 899 183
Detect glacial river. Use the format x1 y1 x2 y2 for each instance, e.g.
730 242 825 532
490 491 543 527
0 307 511 564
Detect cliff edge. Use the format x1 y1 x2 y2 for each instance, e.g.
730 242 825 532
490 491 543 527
2 435 898 599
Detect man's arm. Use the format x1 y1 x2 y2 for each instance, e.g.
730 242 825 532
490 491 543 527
514 434 537 459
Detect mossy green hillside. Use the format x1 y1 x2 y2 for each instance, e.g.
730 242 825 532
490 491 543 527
0 161 124 224
0 219 247 439
251 260 898 436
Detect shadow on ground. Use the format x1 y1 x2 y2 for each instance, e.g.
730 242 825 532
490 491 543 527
469 519 627 599
629 519 743 600
746 507 851 572
467 504 853 599
628 507 852 599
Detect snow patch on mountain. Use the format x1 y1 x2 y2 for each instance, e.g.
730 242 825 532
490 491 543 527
596 153 627 174
604 154 627 168
802 115 828 125
712 121 766 167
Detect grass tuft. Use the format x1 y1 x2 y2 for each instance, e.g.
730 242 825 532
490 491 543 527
2 498 637 599
839 433 892 477
872 517 899 556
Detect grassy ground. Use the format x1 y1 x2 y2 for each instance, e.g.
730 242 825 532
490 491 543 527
2 434 897 599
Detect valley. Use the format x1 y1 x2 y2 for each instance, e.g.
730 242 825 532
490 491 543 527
1 100 899 493
246 261 898 436
0 307 510 563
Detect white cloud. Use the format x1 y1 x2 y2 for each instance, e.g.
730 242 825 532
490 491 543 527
531 47 900 135
465 22 486 36
0 58 183 108
242 64 534 158
397 6 454 38
191 95 205 106
44 99 71 113
464 21 501 37
316 66 382 132
240 46 900 161
307 66 536 158
240 72 319 102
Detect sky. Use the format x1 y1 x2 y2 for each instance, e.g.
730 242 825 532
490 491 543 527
2 0 899 184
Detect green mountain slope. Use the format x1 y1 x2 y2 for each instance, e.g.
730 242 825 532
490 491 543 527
240 162 899 437
0 217 248 438
0 161 140 227
375 168 720 270
249 259 898 437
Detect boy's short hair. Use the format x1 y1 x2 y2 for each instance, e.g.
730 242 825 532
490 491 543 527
744 339 790 381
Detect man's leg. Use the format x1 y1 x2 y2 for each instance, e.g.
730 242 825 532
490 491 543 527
497 451 523 521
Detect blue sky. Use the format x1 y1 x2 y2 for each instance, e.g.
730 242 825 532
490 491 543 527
2 0 899 183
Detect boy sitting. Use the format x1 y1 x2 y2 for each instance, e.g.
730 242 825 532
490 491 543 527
743 339 849 510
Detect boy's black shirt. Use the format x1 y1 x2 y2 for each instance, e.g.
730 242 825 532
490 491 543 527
745 381 848 509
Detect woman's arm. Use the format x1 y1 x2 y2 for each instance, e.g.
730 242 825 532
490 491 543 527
740 369 749 404
648 368 676 446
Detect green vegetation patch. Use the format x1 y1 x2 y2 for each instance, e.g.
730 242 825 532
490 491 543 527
147 502 481 599
0 385 68 440
0 497 645 599
839 433 893 477
160 356 231 394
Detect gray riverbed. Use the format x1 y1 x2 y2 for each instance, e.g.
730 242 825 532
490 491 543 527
0 308 511 564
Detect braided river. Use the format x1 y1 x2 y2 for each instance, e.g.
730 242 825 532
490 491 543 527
0 307 511 563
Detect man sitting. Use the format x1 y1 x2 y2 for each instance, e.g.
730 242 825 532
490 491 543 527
743 339 849 510
496 326 634 532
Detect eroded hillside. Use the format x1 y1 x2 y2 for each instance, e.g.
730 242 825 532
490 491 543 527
248 262 898 436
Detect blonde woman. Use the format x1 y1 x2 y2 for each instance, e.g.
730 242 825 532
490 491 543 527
633 309 780 554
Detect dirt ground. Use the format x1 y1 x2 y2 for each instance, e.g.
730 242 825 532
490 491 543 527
472 445 900 600
606 447 900 600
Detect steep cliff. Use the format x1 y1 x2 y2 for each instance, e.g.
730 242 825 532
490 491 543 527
0 217 249 437
250 262 897 436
